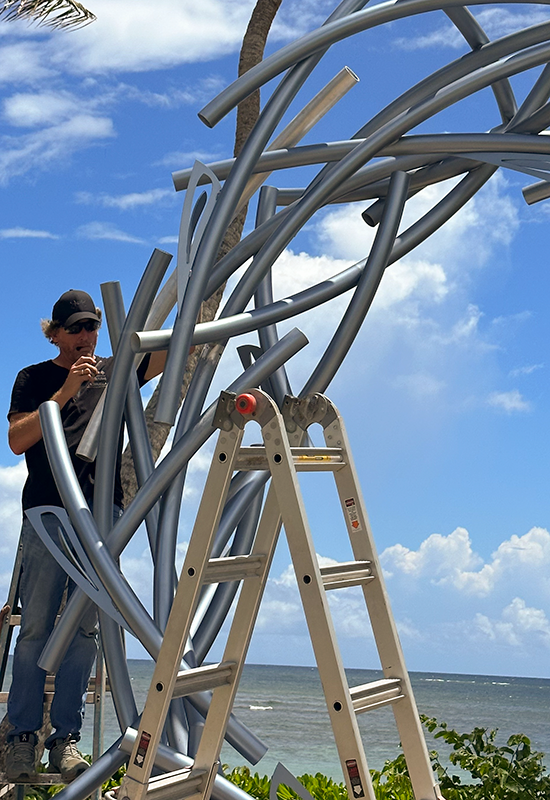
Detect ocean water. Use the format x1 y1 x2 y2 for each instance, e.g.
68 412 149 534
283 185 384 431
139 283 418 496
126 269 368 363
3 661 550 781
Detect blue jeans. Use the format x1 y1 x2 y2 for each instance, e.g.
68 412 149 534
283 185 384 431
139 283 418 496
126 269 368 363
8 508 121 748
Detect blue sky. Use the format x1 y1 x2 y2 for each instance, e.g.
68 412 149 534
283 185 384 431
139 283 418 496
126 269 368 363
2 0 550 680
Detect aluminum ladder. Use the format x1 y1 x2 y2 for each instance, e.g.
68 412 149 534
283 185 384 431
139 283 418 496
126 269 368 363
118 389 442 800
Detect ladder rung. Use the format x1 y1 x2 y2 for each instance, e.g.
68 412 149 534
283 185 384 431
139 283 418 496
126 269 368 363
9 615 21 626
0 691 96 704
234 447 345 472
203 554 265 583
0 772 65 785
146 767 207 800
350 679 405 713
319 560 374 589
172 661 236 698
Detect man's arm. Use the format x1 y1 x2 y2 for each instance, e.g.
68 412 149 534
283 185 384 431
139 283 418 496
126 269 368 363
143 346 195 382
8 356 98 455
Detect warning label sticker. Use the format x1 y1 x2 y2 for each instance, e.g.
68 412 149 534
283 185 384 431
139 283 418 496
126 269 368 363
134 731 151 767
344 498 362 531
345 759 365 797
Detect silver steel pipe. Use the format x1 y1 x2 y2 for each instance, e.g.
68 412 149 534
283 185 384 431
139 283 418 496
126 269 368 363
154 343 225 629
444 6 516 122
133 260 365 354
522 179 550 204
94 250 171 540
39 401 163 655
156 63 322 426
253 186 292 405
98 611 139 730
102 282 159 555
38 397 266 761
199 0 550 127
216 41 550 328
40 327 308 675
301 170 410 396
156 0 363 427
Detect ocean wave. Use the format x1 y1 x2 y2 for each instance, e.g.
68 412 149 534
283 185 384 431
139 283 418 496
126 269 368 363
249 705 273 711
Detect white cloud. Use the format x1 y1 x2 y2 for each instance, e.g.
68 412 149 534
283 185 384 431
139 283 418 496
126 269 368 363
3 91 81 127
49 0 258 73
393 372 445 399
0 113 114 183
394 8 550 50
0 227 59 239
0 42 55 84
155 149 224 170
158 235 178 244
474 598 550 648
77 221 147 244
75 188 174 210
509 363 544 377
382 525 550 599
487 389 532 413
381 527 482 582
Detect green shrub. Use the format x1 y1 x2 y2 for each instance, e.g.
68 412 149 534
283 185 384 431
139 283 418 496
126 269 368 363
19 719 550 800
422 716 550 799
224 718 550 800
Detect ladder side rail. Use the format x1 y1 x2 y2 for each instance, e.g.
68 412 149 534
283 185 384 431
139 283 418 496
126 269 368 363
192 485 283 795
262 396 376 800
0 535 24 690
322 404 439 800
120 414 245 800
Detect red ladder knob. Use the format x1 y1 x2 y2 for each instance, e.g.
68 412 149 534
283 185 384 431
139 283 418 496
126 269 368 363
235 393 257 415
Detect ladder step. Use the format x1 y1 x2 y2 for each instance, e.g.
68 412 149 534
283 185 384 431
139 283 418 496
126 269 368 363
146 767 207 800
319 560 374 589
204 554 265 583
235 447 345 472
172 661 237 698
0 772 65 785
350 679 405 714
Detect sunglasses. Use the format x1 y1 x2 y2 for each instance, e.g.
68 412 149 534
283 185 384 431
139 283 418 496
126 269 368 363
64 320 100 335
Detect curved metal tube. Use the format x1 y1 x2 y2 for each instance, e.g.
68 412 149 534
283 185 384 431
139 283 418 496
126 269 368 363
216 40 550 328
39 327 308 670
39 401 163 655
302 170 410 395
94 250 171 538
199 0 550 127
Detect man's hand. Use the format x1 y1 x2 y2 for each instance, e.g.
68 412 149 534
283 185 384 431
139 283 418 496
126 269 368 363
64 355 99 396
8 356 99 455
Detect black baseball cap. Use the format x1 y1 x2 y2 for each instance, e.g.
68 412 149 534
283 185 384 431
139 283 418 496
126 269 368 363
52 290 101 328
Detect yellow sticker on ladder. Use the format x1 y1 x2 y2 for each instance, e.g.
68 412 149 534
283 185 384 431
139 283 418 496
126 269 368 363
344 498 362 531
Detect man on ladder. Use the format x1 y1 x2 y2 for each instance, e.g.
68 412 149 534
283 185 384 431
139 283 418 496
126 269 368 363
4 290 165 783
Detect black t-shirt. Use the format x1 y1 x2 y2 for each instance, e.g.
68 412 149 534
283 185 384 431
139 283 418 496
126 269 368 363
9 354 150 510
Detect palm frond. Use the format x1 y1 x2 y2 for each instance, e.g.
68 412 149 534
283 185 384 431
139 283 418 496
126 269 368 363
0 0 95 29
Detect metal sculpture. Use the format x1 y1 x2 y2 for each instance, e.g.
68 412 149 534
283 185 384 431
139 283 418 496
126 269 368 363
22 0 550 797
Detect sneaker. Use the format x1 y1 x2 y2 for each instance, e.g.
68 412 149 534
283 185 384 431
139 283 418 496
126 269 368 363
5 733 37 782
48 737 89 782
